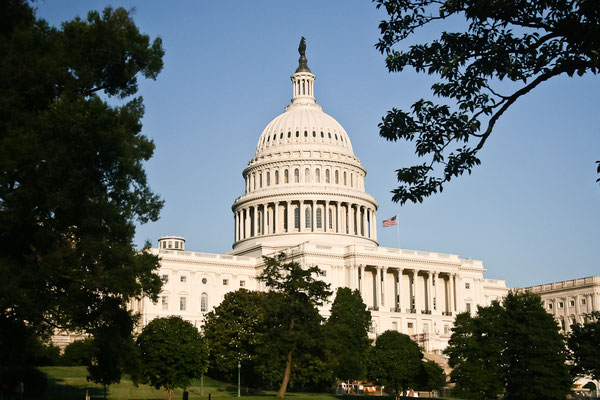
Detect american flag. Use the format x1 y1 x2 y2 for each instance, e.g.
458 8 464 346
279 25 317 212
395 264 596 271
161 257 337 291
382 215 397 227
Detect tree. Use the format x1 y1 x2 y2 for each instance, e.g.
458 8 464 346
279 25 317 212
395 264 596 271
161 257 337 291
416 360 446 394
0 0 164 366
62 339 94 366
445 291 572 400
367 330 423 398
137 317 209 400
568 311 600 381
325 288 372 384
373 0 600 204
257 252 332 398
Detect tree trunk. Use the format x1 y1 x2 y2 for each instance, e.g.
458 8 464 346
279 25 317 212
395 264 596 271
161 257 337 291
166 388 173 400
277 350 293 398
277 318 295 399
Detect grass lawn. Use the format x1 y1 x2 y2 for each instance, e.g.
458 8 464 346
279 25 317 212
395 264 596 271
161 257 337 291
34 366 461 400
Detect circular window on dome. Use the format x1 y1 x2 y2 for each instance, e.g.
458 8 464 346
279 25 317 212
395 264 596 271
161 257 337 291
273 134 276 141
280 132 283 139
267 135 270 142
335 134 338 140
328 132 331 138
304 130 308 137
320 132 324 138
202 278 207 284
296 131 299 137
312 131 316 137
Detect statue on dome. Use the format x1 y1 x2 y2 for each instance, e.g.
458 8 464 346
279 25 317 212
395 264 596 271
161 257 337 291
296 37 311 73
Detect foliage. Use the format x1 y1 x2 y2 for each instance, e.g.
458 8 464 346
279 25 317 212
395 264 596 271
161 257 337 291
367 330 423 397
137 316 209 400
416 360 446 392
568 311 600 381
257 252 332 398
0 0 164 366
325 288 372 382
62 339 94 366
374 0 600 204
445 291 571 400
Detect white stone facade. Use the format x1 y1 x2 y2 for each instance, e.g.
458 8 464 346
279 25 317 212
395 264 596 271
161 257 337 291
132 52 508 354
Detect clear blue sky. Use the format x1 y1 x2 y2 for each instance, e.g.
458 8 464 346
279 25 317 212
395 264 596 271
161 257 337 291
37 1 599 288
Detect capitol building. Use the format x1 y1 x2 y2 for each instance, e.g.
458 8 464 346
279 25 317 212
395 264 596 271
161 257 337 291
130 45 510 354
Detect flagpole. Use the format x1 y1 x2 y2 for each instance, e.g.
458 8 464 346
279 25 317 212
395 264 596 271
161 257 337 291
396 214 400 249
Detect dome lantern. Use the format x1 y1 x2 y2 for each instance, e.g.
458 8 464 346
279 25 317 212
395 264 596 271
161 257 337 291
290 37 316 107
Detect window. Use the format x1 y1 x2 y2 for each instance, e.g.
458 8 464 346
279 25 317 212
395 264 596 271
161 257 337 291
284 169 289 183
444 325 450 334
180 276 187 283
407 322 414 328
202 278 207 284
294 207 300 229
294 168 299 183
275 170 279 184
175 241 179 249
570 299 575 307
335 170 339 184
200 293 208 312
423 323 429 333
466 303 471 312
465 282 470 289
329 209 333 229
280 132 283 139
180 297 187 311
161 274 169 283
259 173 262 188
305 207 312 229
295 130 299 137
240 280 246 287
548 303 553 310
343 171 347 185
161 296 168 310
315 168 320 183
559 302 564 308
328 132 332 138
581 298 586 305
316 208 322 228
168 241 172 248
223 279 229 286
325 169 330 183
266 172 270 186
312 131 316 137
288 131 291 138
305 168 310 183
350 174 353 187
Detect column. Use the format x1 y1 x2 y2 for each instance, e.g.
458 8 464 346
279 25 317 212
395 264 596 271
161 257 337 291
336 202 341 233
346 204 351 234
300 200 306 232
312 200 317 232
252 205 258 237
362 206 367 236
286 201 292 232
234 211 239 242
273 202 278 234
324 201 329 232
263 203 268 235
382 267 388 308
375 267 381 310
433 272 438 311
413 270 419 313
426 272 433 313
359 265 365 299
449 274 455 314
373 210 378 241
397 268 403 311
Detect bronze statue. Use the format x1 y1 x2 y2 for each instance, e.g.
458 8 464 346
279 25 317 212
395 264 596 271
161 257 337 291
298 36 306 57
296 37 311 73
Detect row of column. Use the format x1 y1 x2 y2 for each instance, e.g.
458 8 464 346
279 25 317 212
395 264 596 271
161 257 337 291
234 200 377 242
347 266 461 316
551 294 596 333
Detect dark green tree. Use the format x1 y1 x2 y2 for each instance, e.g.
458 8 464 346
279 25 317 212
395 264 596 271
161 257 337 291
137 316 209 400
62 339 94 366
373 0 600 204
367 330 423 398
416 360 446 394
446 291 572 400
325 288 371 384
568 311 600 381
257 252 332 398
0 0 164 366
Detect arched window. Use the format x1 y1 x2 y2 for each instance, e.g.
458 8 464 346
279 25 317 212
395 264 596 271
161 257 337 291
329 208 333 229
259 173 263 188
288 131 291 138
304 130 308 137
305 168 310 183
280 132 283 139
305 206 312 229
325 169 330 183
312 131 316 137
343 171 347 186
294 207 300 229
335 170 339 184
275 170 279 185
321 131 324 138
266 172 270 186
315 168 320 183
253 173 256 190
284 169 289 183
201 293 208 312
328 132 332 138
316 208 322 229
296 131 299 137
350 173 353 187
294 168 300 183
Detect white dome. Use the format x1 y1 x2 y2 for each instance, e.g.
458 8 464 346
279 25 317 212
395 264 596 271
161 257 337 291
254 103 355 159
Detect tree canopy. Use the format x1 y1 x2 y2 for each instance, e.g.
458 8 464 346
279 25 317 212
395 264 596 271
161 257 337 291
325 288 372 382
568 311 600 381
257 252 332 398
0 0 164 366
137 317 209 400
445 291 571 400
374 0 600 204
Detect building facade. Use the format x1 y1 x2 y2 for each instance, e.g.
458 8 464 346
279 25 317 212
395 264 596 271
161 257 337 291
133 47 508 354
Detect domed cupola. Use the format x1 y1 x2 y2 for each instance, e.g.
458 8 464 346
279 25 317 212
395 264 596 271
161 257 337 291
231 38 378 255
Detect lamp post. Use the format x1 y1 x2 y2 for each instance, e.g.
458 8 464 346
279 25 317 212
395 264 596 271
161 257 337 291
237 360 241 398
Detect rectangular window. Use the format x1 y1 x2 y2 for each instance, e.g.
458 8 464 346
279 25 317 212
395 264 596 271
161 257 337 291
179 297 186 311
559 302 564 308
161 296 168 310
180 276 186 283
161 274 169 283
240 280 246 287
407 322 414 328
423 323 429 333
444 325 450 334
223 279 229 286
570 300 575 307
294 207 300 229
548 303 553 310
175 241 179 249
581 298 586 305
466 303 471 312
200 295 207 312
465 282 470 289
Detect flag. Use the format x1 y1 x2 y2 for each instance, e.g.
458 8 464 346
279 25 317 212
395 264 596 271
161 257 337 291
382 215 397 227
